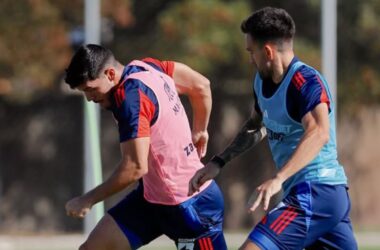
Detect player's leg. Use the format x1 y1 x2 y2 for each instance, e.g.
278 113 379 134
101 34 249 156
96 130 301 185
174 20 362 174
238 239 262 250
191 181 227 250
244 207 306 250
162 181 227 250
305 218 357 250
106 181 162 249
79 214 132 250
304 185 357 250
244 182 315 250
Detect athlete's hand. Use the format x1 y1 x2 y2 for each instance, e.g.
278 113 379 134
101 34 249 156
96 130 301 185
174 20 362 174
188 161 220 196
65 195 93 218
248 175 284 212
192 130 209 159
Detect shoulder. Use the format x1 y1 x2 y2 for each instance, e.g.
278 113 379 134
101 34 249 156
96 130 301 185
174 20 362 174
113 77 159 113
112 78 158 121
141 57 175 77
112 78 139 108
289 64 329 100
289 64 330 103
286 64 330 121
290 64 320 91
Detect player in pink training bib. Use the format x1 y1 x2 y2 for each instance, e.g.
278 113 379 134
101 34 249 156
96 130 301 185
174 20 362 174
64 44 226 250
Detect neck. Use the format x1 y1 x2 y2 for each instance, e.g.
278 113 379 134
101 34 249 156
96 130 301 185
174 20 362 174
114 62 126 85
271 51 294 84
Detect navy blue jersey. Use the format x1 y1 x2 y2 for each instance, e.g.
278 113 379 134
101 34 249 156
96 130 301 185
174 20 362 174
254 57 330 122
110 58 174 142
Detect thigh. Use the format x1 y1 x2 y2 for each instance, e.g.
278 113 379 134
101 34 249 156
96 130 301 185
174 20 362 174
306 217 357 250
248 182 315 250
248 203 307 250
304 184 355 248
247 183 355 250
162 181 227 250
108 183 161 249
81 214 132 250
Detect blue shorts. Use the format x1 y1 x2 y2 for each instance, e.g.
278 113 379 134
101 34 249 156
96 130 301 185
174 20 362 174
108 180 227 250
249 182 357 250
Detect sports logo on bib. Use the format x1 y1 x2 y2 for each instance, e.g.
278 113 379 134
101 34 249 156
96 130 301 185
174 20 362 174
263 109 268 118
178 238 195 250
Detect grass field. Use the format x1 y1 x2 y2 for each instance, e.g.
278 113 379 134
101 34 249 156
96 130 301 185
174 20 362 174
0 232 378 250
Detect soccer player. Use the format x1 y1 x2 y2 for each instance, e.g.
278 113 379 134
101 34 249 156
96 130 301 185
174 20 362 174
64 44 227 250
189 7 358 250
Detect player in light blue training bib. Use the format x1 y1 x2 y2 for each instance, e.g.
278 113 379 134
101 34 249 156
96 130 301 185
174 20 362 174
189 6 357 250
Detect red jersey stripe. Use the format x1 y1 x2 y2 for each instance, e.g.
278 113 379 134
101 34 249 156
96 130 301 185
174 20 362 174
276 211 299 235
292 71 306 90
136 89 155 137
114 79 127 108
270 207 296 234
119 87 125 106
316 76 331 108
199 238 207 250
207 237 214 250
142 57 175 77
261 215 268 225
270 207 294 230
272 212 291 234
272 208 296 234
273 214 292 233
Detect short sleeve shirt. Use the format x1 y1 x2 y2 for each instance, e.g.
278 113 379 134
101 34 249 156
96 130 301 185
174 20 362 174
254 57 330 122
110 58 175 142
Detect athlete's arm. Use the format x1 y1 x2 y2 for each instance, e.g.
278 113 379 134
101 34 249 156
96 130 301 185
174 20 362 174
217 108 266 165
277 103 330 181
65 137 150 218
249 103 330 212
172 62 212 158
188 108 266 195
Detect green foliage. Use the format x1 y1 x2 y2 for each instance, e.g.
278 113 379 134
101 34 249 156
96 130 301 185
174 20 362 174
155 0 251 78
0 0 72 103
294 39 321 70
0 0 379 108
338 0 380 111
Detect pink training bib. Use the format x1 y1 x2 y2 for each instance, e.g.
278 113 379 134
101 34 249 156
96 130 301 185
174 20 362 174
125 60 211 205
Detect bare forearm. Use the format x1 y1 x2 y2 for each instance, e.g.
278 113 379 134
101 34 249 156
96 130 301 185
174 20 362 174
172 62 211 132
189 85 211 132
83 162 144 205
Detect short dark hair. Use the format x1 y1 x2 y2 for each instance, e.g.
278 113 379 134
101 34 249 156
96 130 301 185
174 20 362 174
65 44 115 88
241 7 295 44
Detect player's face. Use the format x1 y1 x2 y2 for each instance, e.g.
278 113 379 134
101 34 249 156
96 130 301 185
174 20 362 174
77 69 116 108
245 34 272 80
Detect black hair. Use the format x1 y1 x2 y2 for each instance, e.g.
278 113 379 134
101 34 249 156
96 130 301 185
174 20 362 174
241 7 295 44
65 44 115 88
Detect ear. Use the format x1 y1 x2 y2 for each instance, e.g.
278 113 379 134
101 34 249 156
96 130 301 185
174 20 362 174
105 68 115 81
263 44 275 60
